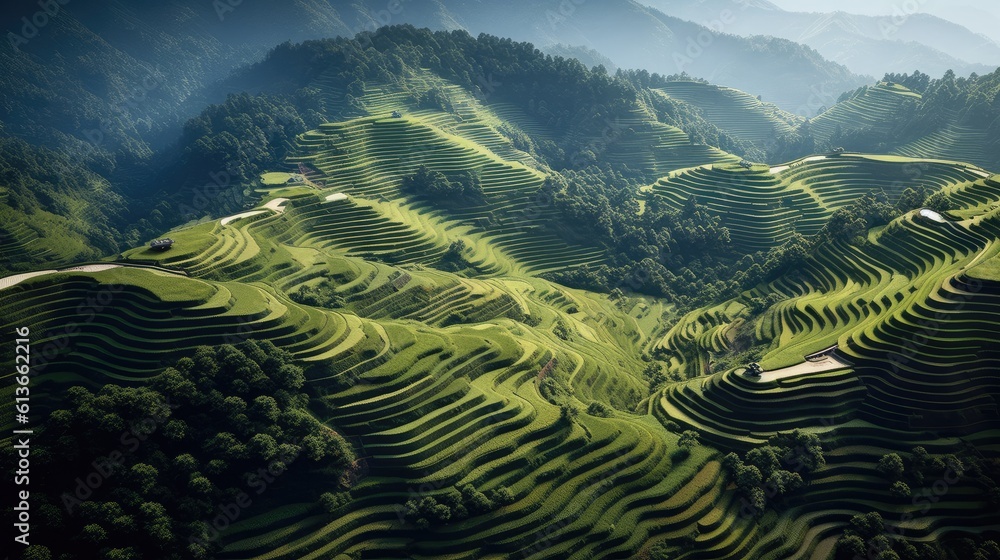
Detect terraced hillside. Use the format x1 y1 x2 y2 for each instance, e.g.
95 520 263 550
810 82 921 143
892 121 1000 171
268 68 754 278
602 105 739 175
285 113 605 275
648 154 989 252
3 179 727 558
5 158 997 559
652 172 1000 558
3 36 1000 558
653 81 800 148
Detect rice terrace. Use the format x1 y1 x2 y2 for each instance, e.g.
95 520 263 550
1 2 999 559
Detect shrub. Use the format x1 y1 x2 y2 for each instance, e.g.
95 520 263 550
489 486 516 506
670 447 691 463
889 481 911 499
877 453 905 480
678 430 699 448
587 401 614 417
318 491 351 513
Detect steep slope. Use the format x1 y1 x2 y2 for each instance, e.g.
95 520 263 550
648 154 988 252
653 172 1000 558
2 9 1000 560
0 0 867 158
807 71 1000 172
653 80 801 148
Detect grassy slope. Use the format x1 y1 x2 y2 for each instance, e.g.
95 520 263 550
648 154 990 252
2 74 999 558
653 81 801 148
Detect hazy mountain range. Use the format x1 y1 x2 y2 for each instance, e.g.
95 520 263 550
639 0 1000 79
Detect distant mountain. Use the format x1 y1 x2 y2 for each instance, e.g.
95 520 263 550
638 0 1000 79
394 0 868 115
0 0 866 161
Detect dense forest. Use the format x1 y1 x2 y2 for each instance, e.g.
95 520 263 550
7 341 355 560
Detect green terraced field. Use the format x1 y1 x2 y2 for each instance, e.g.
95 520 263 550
648 154 989 252
654 81 801 148
285 111 605 275
3 67 999 560
892 121 1000 171
646 168 1000 557
811 82 920 142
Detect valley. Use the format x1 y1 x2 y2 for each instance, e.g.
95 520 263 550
1 13 999 560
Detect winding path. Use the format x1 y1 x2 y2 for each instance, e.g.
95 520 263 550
0 264 122 291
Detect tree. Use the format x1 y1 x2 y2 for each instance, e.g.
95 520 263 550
553 319 571 341
318 492 350 513
722 452 743 478
559 403 579 423
878 453 905 480
823 207 868 244
745 446 783 478
678 430 699 448
766 470 804 495
187 473 212 494
130 463 159 495
890 480 911 498
587 401 614 417
249 433 279 461
251 396 281 422
736 464 763 491
489 486 516 506
671 447 691 463
273 363 305 390
140 502 173 545
848 511 885 540
460 484 493 514
80 524 108 544
838 534 867 558
770 430 825 472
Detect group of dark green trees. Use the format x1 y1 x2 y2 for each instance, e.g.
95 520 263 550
6 341 355 560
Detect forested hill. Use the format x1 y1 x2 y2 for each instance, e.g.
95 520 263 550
0 0 864 162
1 22 996 279
815 69 1000 170
353 0 869 114
0 25 770 274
